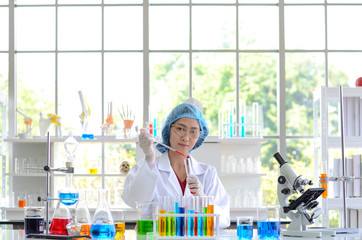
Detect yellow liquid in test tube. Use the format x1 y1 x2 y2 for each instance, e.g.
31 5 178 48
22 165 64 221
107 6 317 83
207 205 214 236
159 210 166 236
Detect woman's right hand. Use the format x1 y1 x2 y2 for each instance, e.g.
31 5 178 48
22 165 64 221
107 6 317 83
139 129 155 168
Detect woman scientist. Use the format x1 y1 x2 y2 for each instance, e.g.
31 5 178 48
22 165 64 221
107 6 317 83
121 101 230 228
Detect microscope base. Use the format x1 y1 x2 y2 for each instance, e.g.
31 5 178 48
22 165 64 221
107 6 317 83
282 229 336 238
309 227 359 235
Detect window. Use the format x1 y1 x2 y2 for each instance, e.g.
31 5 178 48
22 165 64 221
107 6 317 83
2 0 362 205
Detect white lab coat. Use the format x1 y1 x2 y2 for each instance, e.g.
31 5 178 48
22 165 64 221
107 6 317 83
121 152 230 229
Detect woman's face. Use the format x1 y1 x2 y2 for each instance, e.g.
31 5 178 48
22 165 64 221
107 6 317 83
169 117 200 155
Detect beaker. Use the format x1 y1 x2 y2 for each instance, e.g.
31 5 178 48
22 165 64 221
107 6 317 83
90 189 116 238
136 201 160 236
74 189 92 236
112 209 125 238
237 216 253 239
49 201 72 235
24 207 45 235
257 205 280 239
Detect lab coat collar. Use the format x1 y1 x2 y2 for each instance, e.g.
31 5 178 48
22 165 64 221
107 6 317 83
158 152 207 176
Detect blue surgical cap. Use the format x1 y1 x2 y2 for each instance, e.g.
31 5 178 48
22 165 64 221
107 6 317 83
156 102 209 153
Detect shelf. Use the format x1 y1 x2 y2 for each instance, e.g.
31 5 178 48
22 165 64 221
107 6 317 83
4 136 138 143
220 173 266 177
326 197 362 209
314 87 362 102
5 135 265 144
314 136 362 148
217 137 265 144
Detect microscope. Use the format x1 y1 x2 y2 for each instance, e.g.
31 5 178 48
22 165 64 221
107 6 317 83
273 152 336 238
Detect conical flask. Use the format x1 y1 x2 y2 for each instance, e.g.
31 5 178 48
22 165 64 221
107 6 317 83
90 189 116 238
49 201 72 235
75 189 92 236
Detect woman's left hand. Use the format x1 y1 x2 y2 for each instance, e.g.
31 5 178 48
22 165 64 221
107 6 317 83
187 175 205 196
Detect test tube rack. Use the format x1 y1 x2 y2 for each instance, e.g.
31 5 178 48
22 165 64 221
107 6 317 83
220 123 263 139
149 213 220 240
145 121 163 138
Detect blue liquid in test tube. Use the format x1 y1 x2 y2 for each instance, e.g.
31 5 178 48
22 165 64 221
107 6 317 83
175 202 180 236
241 116 245 137
176 206 185 236
153 118 157 137
197 213 204 236
229 115 233 137
187 210 195 236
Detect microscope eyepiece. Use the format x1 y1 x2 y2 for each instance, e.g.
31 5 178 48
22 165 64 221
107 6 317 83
274 152 287 166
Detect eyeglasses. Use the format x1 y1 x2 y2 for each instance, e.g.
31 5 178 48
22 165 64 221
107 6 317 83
171 124 201 139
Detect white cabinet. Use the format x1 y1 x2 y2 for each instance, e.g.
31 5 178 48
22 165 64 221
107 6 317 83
193 137 266 219
313 86 362 227
4 136 264 220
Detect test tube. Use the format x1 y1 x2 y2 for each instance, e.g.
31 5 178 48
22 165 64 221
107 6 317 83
186 197 195 236
175 196 185 236
218 110 222 137
149 123 153 135
252 102 259 136
166 196 175 236
320 161 328 198
159 196 167 236
196 196 204 237
229 102 235 137
240 101 246 137
184 157 192 177
207 196 214 236
178 197 186 236
203 197 207 235
153 118 157 137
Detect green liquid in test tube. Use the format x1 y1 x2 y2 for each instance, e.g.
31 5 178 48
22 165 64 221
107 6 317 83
167 212 175 236
203 206 207 234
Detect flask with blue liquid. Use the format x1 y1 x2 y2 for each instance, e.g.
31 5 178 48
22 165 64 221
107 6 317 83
90 189 116 238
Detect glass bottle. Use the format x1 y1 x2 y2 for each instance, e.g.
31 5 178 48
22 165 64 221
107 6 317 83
75 190 92 236
49 201 72 235
90 189 116 238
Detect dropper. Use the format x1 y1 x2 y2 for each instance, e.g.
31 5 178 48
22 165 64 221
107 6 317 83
153 139 188 158
152 138 191 178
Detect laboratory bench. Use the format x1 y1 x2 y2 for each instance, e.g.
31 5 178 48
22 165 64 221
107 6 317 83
1 226 362 240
